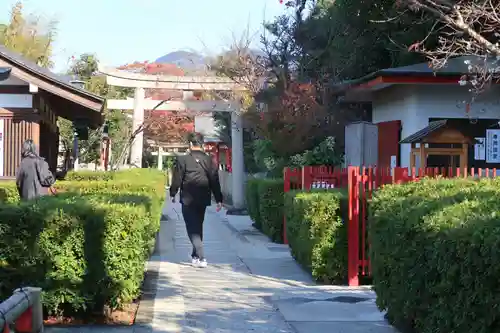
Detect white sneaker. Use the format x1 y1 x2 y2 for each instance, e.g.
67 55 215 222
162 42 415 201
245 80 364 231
191 258 200 266
197 259 208 268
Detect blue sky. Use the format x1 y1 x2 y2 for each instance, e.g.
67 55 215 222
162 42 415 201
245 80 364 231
1 0 287 73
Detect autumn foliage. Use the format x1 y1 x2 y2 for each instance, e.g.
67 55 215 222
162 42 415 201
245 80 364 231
246 82 331 156
143 110 193 144
118 61 195 144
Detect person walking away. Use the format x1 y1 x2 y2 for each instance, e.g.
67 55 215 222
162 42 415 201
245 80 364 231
169 133 223 268
16 139 56 201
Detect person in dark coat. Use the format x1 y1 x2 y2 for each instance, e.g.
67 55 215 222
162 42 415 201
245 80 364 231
169 132 223 268
16 139 56 201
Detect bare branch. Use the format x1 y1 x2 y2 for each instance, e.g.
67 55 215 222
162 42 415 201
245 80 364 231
399 0 500 94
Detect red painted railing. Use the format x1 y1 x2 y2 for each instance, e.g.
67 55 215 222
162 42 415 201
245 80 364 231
283 166 348 244
284 165 498 287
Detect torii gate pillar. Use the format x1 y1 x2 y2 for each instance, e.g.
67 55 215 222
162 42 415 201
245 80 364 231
99 66 248 209
231 111 244 210
131 87 145 167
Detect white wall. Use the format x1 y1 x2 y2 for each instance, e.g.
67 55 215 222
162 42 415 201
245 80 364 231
195 115 221 140
372 84 500 168
372 85 418 168
0 94 32 108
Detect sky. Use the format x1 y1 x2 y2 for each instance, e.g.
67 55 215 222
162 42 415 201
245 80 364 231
0 0 287 73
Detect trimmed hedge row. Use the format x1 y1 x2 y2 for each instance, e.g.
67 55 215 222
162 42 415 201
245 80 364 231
0 182 18 203
0 169 167 204
370 177 500 333
245 179 261 229
285 189 348 284
258 179 285 243
245 178 284 242
64 170 115 182
0 169 166 317
245 179 349 283
64 168 167 183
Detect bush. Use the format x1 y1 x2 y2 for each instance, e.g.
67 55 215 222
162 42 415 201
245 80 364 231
64 170 116 182
258 179 285 242
245 179 262 228
0 182 19 203
285 189 348 284
0 169 166 316
64 168 167 184
370 177 500 333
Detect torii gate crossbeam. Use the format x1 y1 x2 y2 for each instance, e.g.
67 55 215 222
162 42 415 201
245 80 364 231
98 65 246 209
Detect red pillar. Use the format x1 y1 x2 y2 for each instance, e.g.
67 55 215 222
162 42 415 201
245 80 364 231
215 143 220 167
226 148 232 173
348 166 360 287
283 167 290 244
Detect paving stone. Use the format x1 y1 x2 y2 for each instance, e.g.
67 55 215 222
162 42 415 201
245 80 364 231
48 200 397 333
290 321 398 333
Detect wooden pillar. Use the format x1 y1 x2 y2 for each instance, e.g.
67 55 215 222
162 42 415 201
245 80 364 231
104 138 111 171
73 130 79 171
410 143 416 170
32 123 40 155
460 143 468 170
419 144 426 170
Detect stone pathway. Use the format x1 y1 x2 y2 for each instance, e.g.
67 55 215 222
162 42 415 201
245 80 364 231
151 201 398 333
44 200 397 333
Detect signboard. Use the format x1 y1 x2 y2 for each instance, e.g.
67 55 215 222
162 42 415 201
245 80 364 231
486 129 500 163
0 119 3 177
474 137 485 161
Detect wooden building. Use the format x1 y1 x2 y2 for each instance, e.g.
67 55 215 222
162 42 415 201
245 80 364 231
0 45 104 178
337 56 500 170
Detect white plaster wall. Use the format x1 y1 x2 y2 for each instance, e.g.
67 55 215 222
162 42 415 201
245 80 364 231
0 94 32 108
372 84 500 168
195 115 220 140
372 85 418 168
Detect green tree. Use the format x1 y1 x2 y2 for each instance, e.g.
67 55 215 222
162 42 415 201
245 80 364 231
68 53 99 81
279 0 436 82
397 0 500 94
207 33 267 173
0 1 57 68
64 54 132 167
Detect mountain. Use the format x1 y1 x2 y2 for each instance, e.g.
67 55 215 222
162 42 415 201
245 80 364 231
154 48 266 74
155 51 206 71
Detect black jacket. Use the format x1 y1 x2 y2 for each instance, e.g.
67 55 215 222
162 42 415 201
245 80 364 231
16 155 55 201
169 150 223 207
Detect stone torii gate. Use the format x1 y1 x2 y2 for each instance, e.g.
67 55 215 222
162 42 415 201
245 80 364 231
98 65 247 209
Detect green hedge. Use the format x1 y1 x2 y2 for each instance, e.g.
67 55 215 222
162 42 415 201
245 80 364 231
285 189 348 284
257 179 285 243
64 170 116 181
0 169 166 316
64 168 167 183
245 179 261 229
0 182 18 203
0 169 167 204
370 177 500 333
244 178 285 242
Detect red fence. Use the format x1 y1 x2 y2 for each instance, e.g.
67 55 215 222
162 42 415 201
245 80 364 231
284 165 498 287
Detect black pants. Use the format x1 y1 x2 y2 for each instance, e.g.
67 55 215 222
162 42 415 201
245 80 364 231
181 204 207 259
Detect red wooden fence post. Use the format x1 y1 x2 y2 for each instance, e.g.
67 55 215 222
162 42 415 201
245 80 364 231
348 166 360 287
302 166 313 190
283 167 290 244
